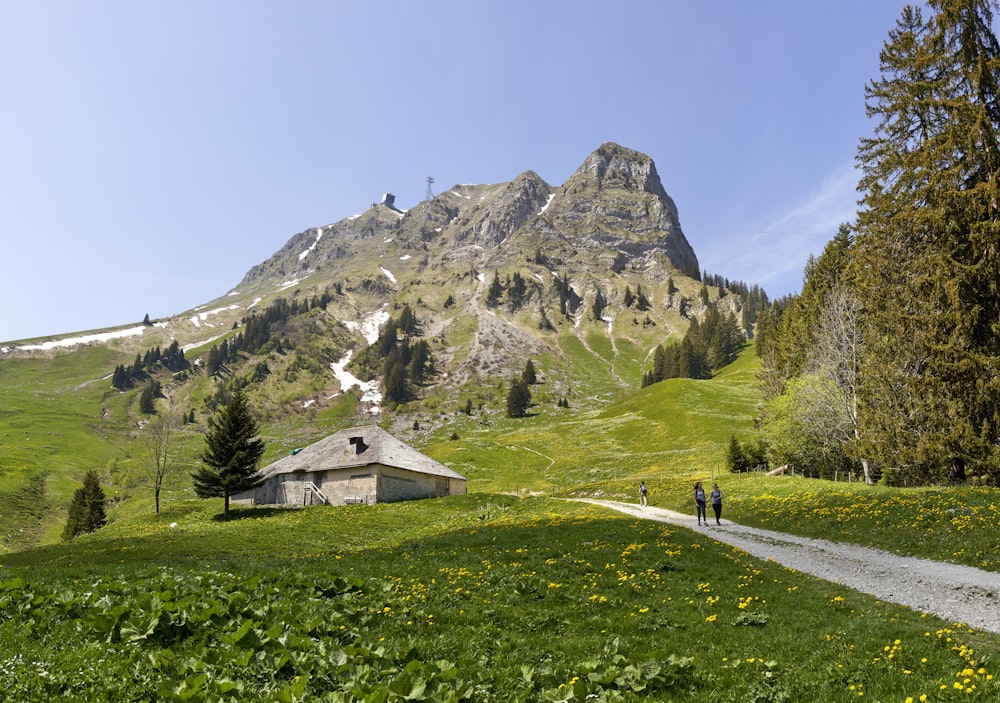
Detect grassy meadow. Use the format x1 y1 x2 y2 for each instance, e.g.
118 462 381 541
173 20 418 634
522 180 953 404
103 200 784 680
2 343 999 700
1 494 997 702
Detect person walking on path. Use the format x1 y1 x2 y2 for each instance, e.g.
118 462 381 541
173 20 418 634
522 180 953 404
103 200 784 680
694 481 707 526
639 481 648 506
710 483 722 525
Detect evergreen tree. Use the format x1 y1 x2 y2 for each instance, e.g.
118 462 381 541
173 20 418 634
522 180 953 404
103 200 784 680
852 0 1000 482
192 389 266 516
408 339 432 384
62 469 107 540
508 272 527 309
522 359 537 385
652 345 666 383
383 355 409 406
623 285 635 308
636 284 650 311
726 436 748 473
486 271 504 306
506 377 531 418
138 382 158 414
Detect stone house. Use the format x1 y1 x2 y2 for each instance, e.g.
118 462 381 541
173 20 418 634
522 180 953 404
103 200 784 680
231 425 467 507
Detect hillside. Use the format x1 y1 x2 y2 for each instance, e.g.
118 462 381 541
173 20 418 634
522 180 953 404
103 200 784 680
0 142 766 551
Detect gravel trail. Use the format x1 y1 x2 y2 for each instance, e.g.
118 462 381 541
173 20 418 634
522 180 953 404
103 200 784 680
579 499 1000 634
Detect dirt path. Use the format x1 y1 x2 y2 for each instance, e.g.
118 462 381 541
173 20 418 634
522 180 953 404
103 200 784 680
578 499 1000 634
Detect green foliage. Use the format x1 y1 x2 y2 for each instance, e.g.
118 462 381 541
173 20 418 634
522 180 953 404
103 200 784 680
644 307 744 386
521 359 537 385
506 377 531 418
192 390 265 516
61 469 106 541
1 495 998 701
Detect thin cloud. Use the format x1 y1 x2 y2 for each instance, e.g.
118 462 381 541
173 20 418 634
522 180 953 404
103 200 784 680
705 162 860 297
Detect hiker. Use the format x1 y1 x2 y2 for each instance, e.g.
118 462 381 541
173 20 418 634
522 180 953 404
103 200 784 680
710 483 722 525
694 481 707 526
639 481 648 506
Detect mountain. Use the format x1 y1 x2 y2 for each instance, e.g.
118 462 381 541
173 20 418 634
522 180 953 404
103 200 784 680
0 142 764 551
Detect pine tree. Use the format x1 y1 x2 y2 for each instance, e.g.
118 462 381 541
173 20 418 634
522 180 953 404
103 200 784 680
192 389 266 516
852 0 1000 482
62 470 107 540
139 380 162 414
522 359 537 385
506 377 531 418
636 284 650 311
486 271 504 306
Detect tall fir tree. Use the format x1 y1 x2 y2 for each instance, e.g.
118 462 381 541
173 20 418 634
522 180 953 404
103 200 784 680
192 389 266 516
506 377 531 418
852 0 1000 482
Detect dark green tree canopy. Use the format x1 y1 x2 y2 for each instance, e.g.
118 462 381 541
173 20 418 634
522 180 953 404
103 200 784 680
62 469 107 541
192 389 266 516
506 377 531 418
851 0 1000 482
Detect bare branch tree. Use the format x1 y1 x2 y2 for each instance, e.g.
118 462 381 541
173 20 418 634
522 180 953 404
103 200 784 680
805 283 873 483
144 411 181 513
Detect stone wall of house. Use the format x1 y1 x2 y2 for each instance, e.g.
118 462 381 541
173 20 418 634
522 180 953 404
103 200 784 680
378 465 466 502
322 468 378 505
231 463 466 507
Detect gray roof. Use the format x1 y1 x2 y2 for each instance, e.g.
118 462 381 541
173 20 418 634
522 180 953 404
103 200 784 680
260 425 466 481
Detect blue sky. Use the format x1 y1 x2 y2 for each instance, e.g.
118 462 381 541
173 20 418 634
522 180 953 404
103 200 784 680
0 1 908 342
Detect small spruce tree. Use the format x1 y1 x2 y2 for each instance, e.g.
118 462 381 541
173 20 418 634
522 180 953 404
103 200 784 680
62 470 107 541
192 389 266 517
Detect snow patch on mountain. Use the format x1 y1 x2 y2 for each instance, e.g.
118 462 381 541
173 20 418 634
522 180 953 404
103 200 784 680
190 304 240 328
299 229 324 260
7 326 149 352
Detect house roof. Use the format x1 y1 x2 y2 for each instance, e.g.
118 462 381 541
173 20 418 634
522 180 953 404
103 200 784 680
260 425 466 481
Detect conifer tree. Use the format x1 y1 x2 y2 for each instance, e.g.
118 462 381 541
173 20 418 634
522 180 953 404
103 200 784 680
636 284 650 311
852 0 1000 482
506 377 531 418
139 382 158 415
522 359 537 385
192 389 265 516
62 469 107 540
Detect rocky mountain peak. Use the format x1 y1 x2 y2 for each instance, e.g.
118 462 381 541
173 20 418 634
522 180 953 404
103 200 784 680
534 142 699 277
580 142 669 200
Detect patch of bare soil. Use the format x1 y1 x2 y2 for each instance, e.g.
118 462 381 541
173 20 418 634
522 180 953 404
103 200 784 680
579 499 1000 634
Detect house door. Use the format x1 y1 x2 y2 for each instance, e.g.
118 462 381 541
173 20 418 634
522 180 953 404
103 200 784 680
436 478 449 497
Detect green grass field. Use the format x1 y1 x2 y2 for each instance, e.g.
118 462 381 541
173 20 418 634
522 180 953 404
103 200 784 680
2 342 999 700
1 494 996 702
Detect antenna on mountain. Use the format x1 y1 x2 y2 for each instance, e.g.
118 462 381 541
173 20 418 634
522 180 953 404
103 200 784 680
425 176 435 200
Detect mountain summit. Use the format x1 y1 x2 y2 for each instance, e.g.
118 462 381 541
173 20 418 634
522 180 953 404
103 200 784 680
239 142 698 291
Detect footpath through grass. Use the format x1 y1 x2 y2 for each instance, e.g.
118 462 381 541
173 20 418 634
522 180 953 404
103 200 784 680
1 494 997 702
647 474 1000 574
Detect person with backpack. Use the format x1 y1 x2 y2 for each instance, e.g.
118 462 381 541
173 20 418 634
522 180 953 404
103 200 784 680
639 481 648 506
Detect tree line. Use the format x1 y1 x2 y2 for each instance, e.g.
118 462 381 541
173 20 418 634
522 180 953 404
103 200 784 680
748 0 1000 486
111 340 188 391
642 305 745 386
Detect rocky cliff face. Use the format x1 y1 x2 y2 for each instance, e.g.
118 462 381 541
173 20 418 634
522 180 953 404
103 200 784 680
532 142 699 277
239 142 699 289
